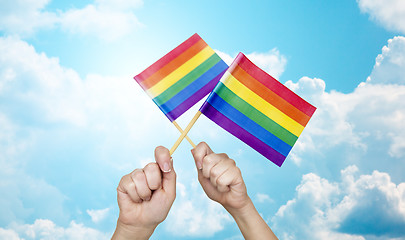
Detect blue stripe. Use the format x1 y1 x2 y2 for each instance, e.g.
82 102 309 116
207 92 292 157
157 60 228 115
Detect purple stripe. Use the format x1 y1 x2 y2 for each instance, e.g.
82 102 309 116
166 69 227 121
200 102 286 167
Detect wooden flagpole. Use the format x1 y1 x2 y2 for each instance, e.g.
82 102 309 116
172 121 196 148
170 111 202 155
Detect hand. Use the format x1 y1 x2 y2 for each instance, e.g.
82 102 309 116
191 142 278 240
191 142 250 212
112 146 176 240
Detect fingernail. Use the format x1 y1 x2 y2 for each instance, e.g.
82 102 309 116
196 161 202 170
191 149 194 155
163 162 171 172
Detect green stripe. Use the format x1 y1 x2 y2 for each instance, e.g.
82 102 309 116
216 82 298 147
154 53 221 105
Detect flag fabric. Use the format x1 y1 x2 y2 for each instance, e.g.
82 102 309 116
199 53 316 166
134 33 228 122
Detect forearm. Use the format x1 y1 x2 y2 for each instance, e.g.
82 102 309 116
225 199 278 240
111 220 156 240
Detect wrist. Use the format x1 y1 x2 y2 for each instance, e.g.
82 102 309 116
225 198 278 240
224 197 256 221
112 219 156 240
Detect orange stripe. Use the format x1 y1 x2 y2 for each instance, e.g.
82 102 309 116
141 39 208 90
232 65 311 127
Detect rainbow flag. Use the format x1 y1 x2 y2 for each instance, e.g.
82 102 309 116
199 53 316 166
134 33 228 122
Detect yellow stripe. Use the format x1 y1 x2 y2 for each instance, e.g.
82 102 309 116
146 46 215 97
221 72 304 137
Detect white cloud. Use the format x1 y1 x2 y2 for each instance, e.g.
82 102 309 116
246 49 287 79
285 36 405 160
165 180 232 237
0 0 57 36
94 0 143 9
0 36 171 226
272 166 405 239
0 219 109 240
0 111 69 225
216 48 287 79
215 50 235 66
0 35 166 139
60 1 143 41
285 76 366 153
0 228 19 240
256 193 274 204
357 0 405 34
366 36 405 85
0 0 143 40
0 36 87 126
86 208 110 224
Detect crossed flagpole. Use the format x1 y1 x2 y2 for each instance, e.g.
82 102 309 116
135 34 316 165
171 120 195 148
170 111 201 155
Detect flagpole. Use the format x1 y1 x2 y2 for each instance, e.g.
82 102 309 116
172 121 196 148
170 111 202 155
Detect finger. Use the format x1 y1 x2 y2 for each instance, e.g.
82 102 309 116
202 153 228 179
217 167 239 192
191 142 213 170
131 169 152 201
143 162 162 190
155 146 176 197
155 146 172 172
209 158 235 188
217 165 246 193
117 173 142 203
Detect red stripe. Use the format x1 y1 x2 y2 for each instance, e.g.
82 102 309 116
135 33 202 83
137 39 207 90
231 65 311 126
233 53 316 117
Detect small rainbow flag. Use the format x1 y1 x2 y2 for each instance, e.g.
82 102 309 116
134 33 228 122
199 53 316 166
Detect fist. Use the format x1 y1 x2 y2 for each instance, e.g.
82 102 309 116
191 142 250 211
114 146 176 239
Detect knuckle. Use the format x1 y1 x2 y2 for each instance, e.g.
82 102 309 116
204 153 218 165
127 180 135 189
132 169 145 182
216 175 225 186
203 153 214 163
144 162 159 173
198 141 209 149
145 162 157 169
210 167 221 179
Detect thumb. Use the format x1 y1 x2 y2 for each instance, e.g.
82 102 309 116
154 146 176 195
191 142 213 170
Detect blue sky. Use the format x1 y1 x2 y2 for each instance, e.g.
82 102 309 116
1 0 405 239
